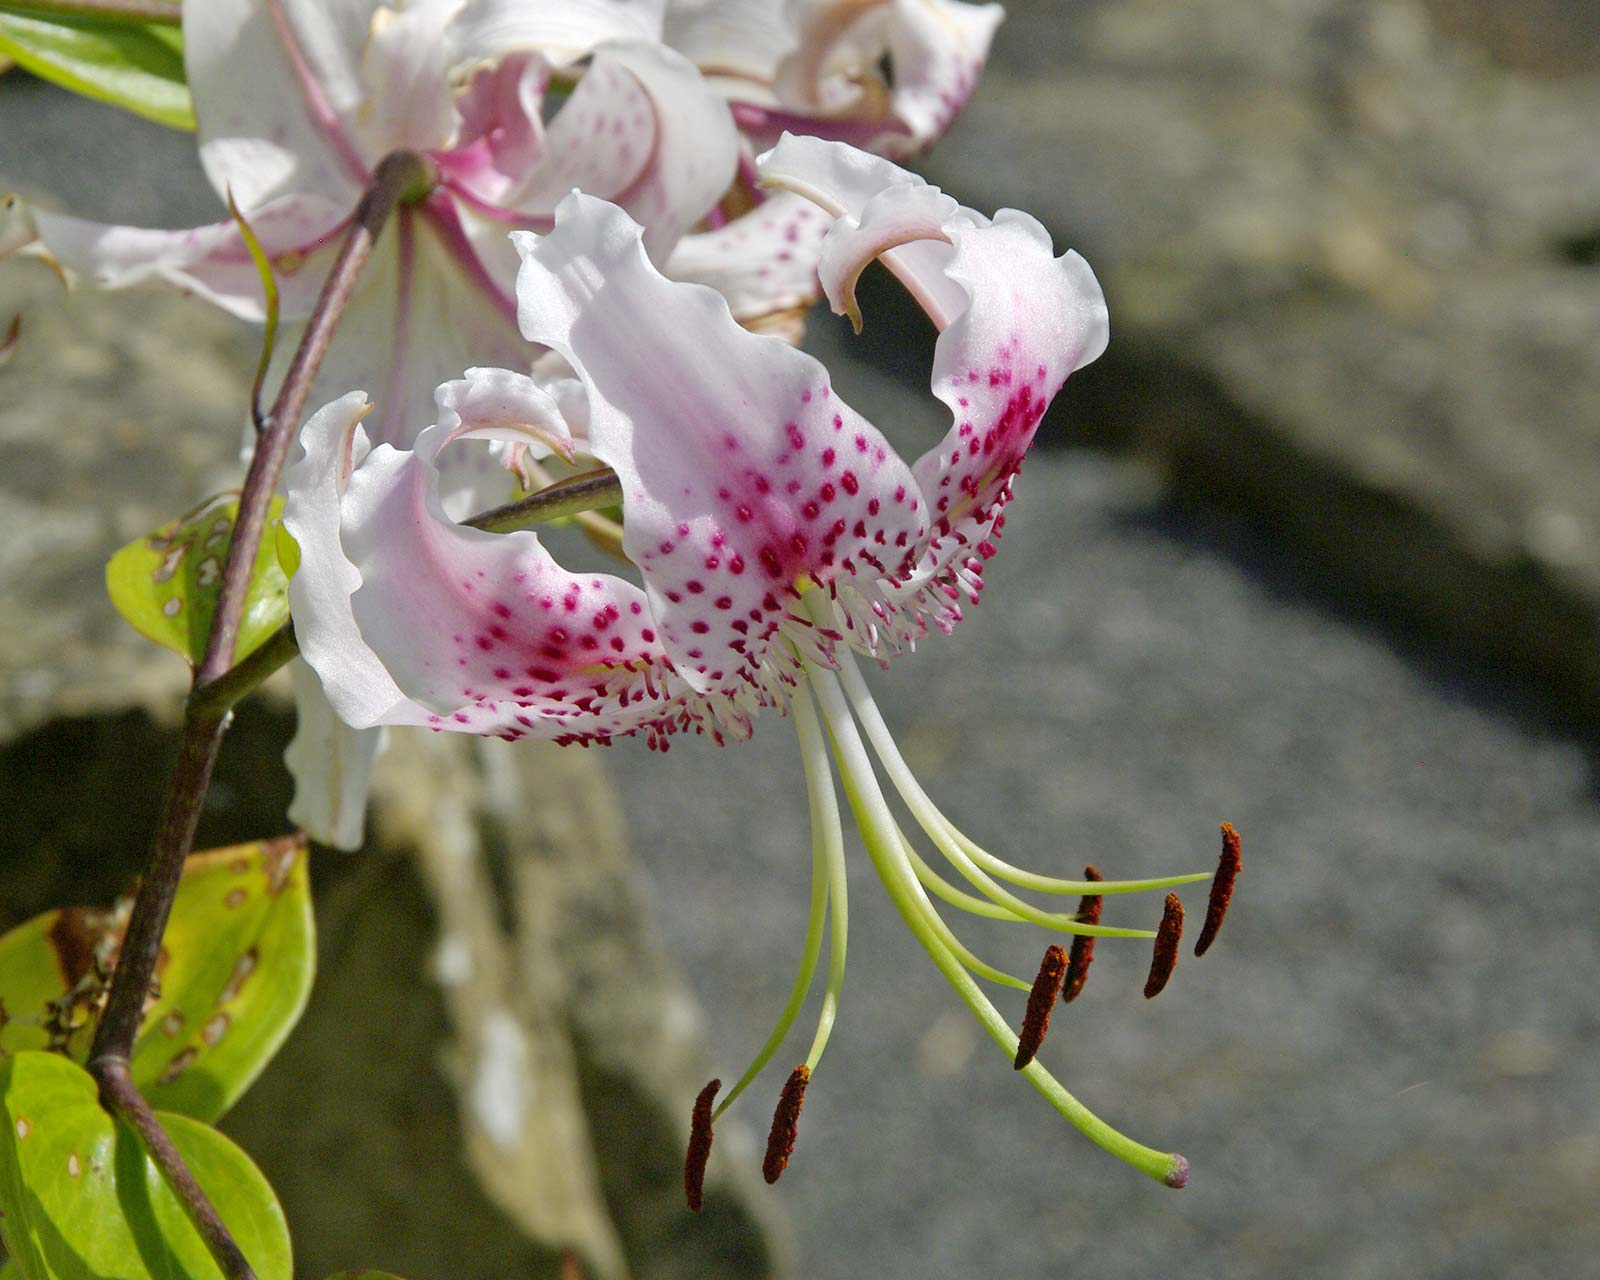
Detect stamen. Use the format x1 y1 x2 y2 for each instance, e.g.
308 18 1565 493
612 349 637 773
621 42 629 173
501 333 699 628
1194 823 1241 956
806 660 1190 1188
763 1065 811 1184
1062 865 1103 1003
1144 894 1184 999
1013 944 1067 1069
684 1078 720 1213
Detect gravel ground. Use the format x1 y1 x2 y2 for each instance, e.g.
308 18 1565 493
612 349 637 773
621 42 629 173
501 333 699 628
5 51 1599 1280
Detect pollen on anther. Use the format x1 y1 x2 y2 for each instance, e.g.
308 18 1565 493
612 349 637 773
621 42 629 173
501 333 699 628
1063 866 1103 1003
1194 822 1242 956
1014 943 1067 1069
684 1078 720 1213
762 1064 811 1184
1144 893 1184 999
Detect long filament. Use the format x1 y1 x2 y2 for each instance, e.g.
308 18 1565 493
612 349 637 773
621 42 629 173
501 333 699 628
711 725 833 1121
793 689 850 1071
836 648 1208 901
805 661 1186 1187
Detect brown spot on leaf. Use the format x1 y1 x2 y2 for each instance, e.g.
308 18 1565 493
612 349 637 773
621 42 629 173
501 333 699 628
14 1117 29 1140
202 1012 230 1046
223 888 248 910
47 909 102 989
67 1151 81 1178
157 1047 197 1085
228 857 250 876
159 1011 185 1038
262 834 306 895
218 948 258 1005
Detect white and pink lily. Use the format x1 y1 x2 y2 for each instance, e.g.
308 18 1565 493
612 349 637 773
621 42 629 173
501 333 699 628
7 0 737 448
5 0 746 849
282 135 1218 1183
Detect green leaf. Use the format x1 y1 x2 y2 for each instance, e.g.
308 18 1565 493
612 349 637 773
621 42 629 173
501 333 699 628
0 1052 291 1279
0 11 193 130
0 837 315 1124
106 496 293 667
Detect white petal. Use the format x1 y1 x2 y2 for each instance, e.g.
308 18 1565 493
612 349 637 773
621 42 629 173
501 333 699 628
265 205 532 505
184 0 374 208
509 40 737 259
665 191 828 326
284 658 386 850
448 0 666 67
285 375 678 745
355 0 460 158
879 0 1002 152
664 0 793 103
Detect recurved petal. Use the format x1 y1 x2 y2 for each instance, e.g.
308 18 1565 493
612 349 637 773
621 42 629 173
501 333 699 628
663 0 793 101
510 40 737 259
284 377 677 746
914 209 1107 547
879 0 1002 152
448 0 667 68
664 190 828 327
184 0 372 209
513 194 928 693
599 40 740 258
27 193 349 321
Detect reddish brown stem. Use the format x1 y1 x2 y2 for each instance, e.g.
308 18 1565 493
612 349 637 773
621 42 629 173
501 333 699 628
83 151 434 1280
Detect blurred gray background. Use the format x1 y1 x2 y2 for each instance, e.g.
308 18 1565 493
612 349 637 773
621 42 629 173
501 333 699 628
2 0 1598 1277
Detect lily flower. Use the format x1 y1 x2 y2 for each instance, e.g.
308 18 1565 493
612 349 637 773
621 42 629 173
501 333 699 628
5 0 737 448
283 134 1236 1185
3 0 740 850
666 0 1004 157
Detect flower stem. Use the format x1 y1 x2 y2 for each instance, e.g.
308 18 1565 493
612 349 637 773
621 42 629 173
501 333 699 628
97 1062 258 1280
84 150 433 1280
0 0 180 26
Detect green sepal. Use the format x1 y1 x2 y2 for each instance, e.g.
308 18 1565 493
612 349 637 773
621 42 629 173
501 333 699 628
0 1051 291 1279
106 495 292 667
0 11 193 130
0 838 315 1124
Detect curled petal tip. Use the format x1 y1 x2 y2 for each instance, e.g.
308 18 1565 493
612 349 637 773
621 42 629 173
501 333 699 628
1164 1154 1191 1189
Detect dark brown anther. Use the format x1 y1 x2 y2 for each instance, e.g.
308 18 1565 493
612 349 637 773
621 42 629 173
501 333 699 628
762 1065 811 1184
1014 943 1068 1069
1144 893 1184 999
1194 822 1242 956
1062 865 1103 1003
684 1078 720 1213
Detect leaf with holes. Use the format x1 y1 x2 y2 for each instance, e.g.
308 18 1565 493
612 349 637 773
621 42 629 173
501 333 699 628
0 837 314 1124
106 495 292 666
0 12 193 131
0 1051 290 1279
